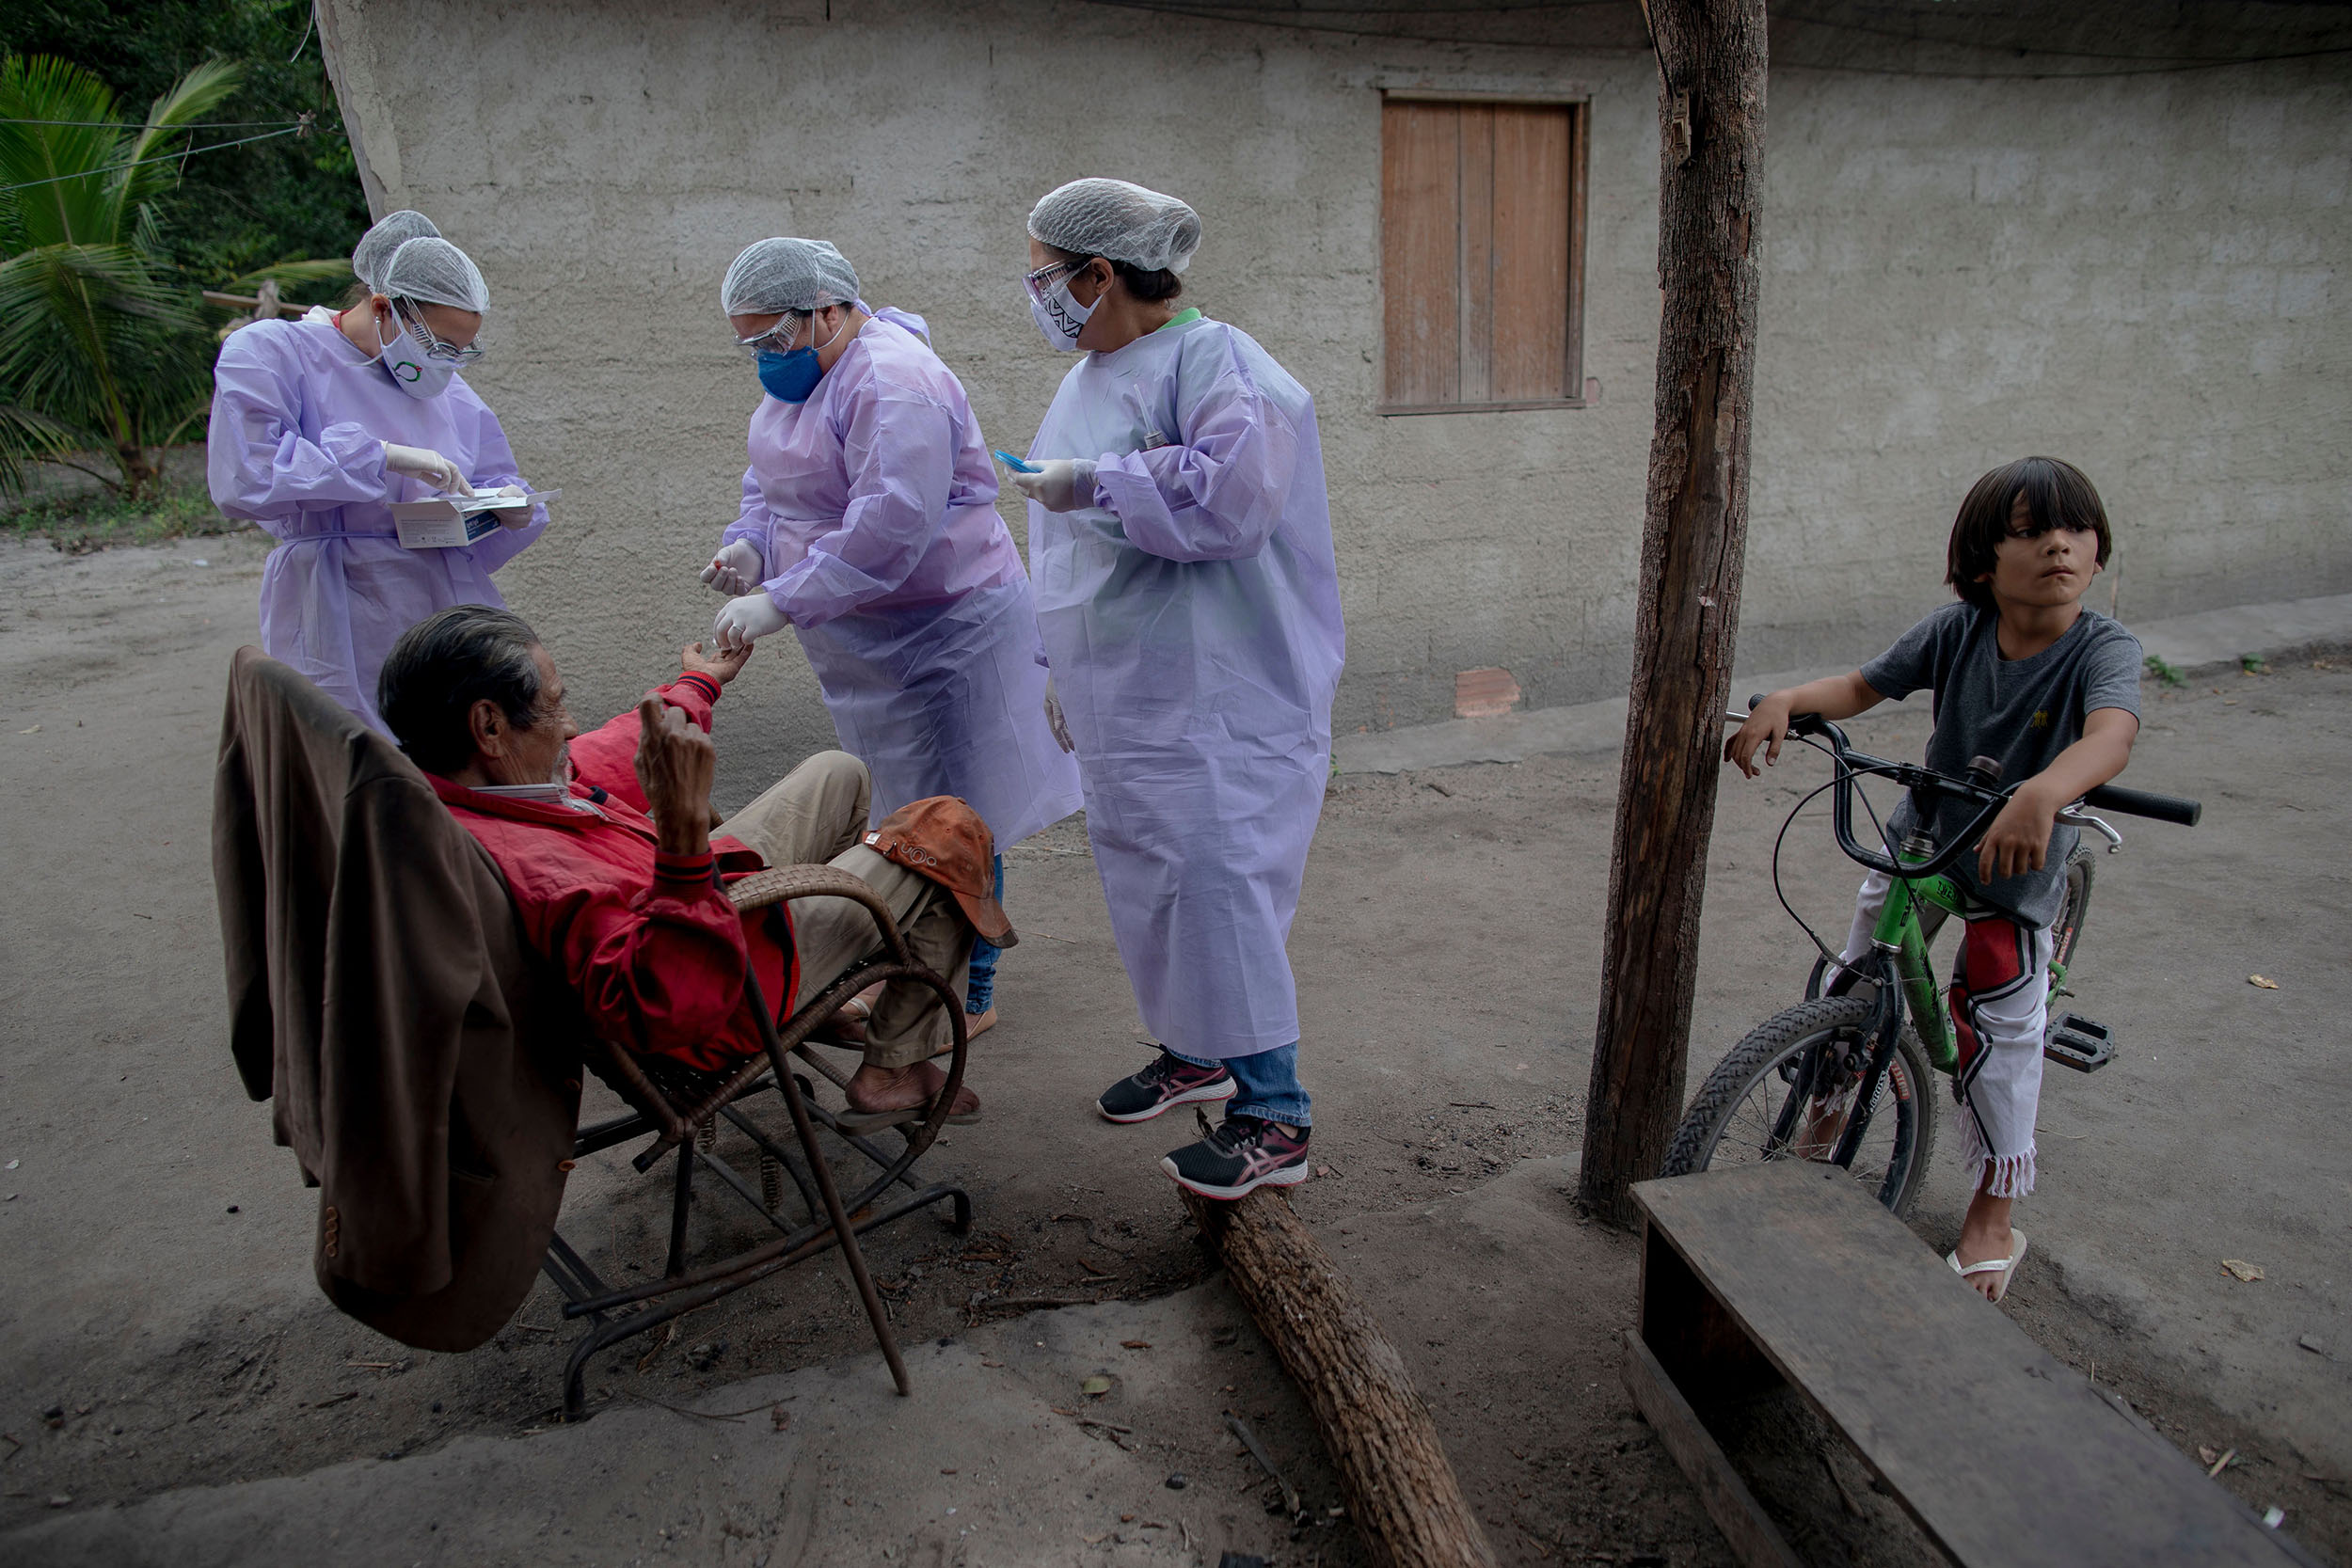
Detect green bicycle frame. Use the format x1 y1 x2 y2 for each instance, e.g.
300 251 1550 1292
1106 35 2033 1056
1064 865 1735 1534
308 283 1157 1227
1866 852 2079 1078
1867 852 1966 1075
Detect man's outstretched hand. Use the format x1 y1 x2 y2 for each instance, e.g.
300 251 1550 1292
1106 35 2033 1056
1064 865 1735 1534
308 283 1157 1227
634 697 716 858
679 639 752 687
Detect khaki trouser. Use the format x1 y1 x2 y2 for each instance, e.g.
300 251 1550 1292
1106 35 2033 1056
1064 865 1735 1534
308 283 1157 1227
713 751 973 1070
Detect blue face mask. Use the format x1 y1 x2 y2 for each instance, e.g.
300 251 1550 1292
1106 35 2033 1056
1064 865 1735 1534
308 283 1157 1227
756 345 821 403
750 309 850 404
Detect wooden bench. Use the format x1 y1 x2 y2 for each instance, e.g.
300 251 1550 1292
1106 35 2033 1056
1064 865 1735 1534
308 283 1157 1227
1624 1161 2312 1567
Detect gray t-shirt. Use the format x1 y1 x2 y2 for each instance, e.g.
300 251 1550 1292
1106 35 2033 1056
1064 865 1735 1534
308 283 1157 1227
1860 602 2142 927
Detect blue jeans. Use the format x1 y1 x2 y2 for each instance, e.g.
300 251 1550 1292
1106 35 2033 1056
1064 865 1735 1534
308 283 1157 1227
1171 1042 1310 1128
966 854 1005 1014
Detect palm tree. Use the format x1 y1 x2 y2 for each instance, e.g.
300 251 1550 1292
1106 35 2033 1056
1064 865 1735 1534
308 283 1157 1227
0 54 244 499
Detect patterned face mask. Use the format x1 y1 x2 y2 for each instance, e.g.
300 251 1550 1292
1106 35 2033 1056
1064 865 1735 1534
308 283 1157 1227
1025 261 1095 352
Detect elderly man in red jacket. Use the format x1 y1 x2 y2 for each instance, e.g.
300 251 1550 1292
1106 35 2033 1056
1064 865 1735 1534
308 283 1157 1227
375 604 993 1125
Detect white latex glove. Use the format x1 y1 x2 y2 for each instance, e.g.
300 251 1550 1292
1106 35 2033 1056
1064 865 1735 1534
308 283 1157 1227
712 592 790 655
1043 675 1074 753
490 484 534 530
701 539 764 597
381 442 473 496
1006 457 1096 514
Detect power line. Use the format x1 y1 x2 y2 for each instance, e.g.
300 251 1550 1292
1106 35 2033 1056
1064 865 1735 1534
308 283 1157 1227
1081 0 2352 75
1078 0 1643 49
1772 8 2352 70
1777 42 2352 80
0 124 316 198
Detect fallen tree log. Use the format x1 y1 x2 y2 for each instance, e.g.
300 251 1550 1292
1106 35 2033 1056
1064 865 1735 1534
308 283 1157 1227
1182 1187 1500 1568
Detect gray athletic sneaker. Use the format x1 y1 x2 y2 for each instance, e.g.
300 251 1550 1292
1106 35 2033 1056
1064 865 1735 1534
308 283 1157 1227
1159 1114 1311 1200
1096 1051 1236 1123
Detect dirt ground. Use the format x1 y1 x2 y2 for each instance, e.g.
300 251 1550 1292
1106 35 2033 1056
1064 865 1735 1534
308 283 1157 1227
0 529 2345 1564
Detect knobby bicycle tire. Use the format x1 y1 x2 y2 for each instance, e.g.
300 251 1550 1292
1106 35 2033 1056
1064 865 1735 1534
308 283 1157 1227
1660 995 1938 1217
2052 843 2096 976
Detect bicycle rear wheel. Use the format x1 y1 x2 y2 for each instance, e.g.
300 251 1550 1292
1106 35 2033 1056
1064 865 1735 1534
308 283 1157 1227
1660 996 1937 1217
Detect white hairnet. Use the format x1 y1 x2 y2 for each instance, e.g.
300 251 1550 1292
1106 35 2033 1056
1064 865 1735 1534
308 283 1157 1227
1026 179 1201 275
380 236 489 313
721 238 861 316
351 210 439 293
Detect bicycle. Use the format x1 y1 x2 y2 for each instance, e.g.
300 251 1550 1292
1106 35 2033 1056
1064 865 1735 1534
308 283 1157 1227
1658 697 2201 1216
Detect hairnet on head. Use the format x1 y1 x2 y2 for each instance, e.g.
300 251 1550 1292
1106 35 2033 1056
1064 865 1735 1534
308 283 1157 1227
351 210 440 294
380 236 490 313
721 238 861 316
1027 178 1201 275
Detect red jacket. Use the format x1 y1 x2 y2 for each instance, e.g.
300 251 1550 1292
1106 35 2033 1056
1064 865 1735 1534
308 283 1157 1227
431 672 795 1071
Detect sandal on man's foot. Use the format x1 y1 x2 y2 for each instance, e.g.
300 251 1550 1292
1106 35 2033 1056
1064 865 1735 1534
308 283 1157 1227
1947 1229 2028 1303
834 1097 981 1132
1097 1051 1235 1124
836 1067 982 1131
963 1006 996 1040
1159 1114 1310 1200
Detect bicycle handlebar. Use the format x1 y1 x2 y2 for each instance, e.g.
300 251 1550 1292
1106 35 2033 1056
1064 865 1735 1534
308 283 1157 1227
2081 783 2202 828
1736 694 2201 877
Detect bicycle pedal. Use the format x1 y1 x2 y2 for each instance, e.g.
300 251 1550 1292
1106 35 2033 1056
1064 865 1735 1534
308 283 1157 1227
2043 1012 2114 1073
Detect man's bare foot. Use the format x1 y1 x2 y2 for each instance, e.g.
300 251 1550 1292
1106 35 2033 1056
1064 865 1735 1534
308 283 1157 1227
846 1059 979 1120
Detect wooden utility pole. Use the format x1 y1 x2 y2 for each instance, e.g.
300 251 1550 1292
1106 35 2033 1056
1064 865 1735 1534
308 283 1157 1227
1580 0 1769 1224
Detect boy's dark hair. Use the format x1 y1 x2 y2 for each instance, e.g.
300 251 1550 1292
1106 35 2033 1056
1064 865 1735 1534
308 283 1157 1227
378 604 545 774
1040 242 1184 303
1946 456 2113 611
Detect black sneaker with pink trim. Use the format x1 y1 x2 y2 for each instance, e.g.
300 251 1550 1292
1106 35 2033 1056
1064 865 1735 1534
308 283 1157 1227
1096 1051 1236 1123
1159 1115 1311 1200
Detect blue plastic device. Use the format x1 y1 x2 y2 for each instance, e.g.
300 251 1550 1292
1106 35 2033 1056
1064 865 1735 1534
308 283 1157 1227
991 449 1040 473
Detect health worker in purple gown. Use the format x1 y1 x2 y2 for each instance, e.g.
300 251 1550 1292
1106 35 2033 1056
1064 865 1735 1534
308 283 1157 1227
702 237 1083 1037
206 225 548 734
1008 179 1344 1202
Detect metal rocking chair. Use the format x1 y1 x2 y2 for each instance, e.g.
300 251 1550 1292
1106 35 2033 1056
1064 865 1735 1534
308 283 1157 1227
542 864 973 1418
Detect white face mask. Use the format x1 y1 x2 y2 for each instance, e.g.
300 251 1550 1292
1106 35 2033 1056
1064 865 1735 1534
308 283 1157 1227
377 309 457 400
1026 272 1095 353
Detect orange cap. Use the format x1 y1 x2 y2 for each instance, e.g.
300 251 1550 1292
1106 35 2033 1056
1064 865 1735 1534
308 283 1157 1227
863 797 1015 945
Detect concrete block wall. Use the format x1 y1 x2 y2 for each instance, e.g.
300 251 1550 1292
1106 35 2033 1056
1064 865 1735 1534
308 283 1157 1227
317 0 2349 804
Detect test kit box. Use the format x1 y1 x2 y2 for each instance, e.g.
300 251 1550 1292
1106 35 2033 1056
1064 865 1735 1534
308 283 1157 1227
389 489 560 550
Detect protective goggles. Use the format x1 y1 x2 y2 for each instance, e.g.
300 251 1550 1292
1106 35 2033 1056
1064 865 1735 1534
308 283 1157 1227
732 311 813 358
1022 259 1091 303
393 302 485 364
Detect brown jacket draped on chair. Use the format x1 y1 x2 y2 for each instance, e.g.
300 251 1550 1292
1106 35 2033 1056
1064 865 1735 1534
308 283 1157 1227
212 644 582 1352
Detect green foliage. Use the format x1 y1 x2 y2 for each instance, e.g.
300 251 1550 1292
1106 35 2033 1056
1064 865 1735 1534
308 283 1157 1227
2144 654 2187 689
2 471 232 551
0 0 368 286
2239 655 2266 675
0 54 239 496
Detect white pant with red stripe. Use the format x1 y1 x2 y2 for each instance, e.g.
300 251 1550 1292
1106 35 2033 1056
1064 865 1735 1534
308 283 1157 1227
1841 869 2051 1198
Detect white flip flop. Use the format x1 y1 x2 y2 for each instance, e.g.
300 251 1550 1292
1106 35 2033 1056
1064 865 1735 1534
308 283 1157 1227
1947 1229 2029 1304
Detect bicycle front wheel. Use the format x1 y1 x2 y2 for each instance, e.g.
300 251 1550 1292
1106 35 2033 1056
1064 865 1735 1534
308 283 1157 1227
2051 843 2096 975
1660 996 1938 1217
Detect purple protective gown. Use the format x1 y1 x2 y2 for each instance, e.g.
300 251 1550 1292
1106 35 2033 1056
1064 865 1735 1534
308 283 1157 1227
206 308 548 733
721 308 1081 847
1025 313 1344 1061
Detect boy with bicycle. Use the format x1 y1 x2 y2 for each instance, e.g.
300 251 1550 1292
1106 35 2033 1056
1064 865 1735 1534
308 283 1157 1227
1726 456 2142 1302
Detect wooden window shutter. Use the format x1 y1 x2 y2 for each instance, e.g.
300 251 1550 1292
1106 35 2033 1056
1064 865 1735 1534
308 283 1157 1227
1382 98 1585 411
